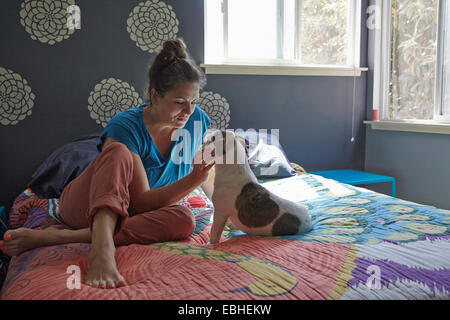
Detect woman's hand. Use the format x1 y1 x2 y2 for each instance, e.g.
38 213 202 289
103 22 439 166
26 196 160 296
190 146 215 185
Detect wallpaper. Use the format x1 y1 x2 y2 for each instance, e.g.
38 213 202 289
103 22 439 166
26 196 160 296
1 0 231 130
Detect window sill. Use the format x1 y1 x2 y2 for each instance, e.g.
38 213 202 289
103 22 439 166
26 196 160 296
200 63 368 77
364 120 450 135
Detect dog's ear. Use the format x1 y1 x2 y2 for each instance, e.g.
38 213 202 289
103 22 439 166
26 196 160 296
236 136 249 158
221 130 227 155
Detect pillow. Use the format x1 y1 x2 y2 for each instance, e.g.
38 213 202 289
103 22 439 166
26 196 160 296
236 130 297 178
205 129 297 178
27 133 101 199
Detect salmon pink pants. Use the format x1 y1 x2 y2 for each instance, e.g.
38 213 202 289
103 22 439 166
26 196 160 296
59 142 195 246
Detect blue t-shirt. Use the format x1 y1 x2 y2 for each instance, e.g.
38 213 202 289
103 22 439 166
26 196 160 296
96 104 211 189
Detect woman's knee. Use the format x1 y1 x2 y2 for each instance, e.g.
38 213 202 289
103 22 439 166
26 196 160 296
172 205 195 239
102 142 133 164
96 142 134 182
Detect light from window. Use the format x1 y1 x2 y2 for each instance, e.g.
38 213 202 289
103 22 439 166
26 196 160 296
228 0 278 60
205 0 356 67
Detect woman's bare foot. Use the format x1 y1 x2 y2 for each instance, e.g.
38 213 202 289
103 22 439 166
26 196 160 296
85 208 126 289
85 243 125 289
0 209 127 289
0 227 66 256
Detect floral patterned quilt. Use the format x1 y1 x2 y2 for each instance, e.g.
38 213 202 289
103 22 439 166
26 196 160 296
1 172 450 300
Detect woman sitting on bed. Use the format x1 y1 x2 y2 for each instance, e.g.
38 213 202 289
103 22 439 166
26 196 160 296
0 39 215 289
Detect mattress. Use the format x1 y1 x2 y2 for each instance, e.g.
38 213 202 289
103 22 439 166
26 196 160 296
1 173 450 300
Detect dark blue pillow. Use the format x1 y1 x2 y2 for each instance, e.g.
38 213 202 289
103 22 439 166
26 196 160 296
27 133 101 199
235 130 297 178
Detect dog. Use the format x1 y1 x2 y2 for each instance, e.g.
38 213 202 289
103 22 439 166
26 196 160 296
203 130 312 244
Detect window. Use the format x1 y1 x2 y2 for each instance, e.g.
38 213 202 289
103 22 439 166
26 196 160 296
438 0 450 120
204 0 364 76
373 0 450 123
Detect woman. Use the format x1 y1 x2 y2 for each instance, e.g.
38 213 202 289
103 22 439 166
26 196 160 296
0 39 215 290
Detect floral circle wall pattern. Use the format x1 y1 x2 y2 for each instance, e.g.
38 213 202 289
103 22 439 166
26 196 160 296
19 0 77 45
198 91 231 130
127 0 179 53
88 78 143 128
0 67 35 126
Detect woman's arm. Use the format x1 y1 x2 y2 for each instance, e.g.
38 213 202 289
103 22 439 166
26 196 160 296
133 158 213 213
133 170 209 213
102 137 213 214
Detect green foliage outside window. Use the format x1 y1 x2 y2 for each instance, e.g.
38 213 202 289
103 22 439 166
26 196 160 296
389 0 438 120
301 0 348 65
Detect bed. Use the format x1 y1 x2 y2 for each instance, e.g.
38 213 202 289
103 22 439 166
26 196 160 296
1 165 450 300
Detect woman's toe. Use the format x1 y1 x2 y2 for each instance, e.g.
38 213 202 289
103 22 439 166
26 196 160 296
89 280 100 288
116 279 126 288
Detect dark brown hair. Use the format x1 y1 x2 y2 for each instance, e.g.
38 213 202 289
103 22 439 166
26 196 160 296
147 39 206 100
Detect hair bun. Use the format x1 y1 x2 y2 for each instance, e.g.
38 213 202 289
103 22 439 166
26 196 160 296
161 39 187 63
148 38 206 98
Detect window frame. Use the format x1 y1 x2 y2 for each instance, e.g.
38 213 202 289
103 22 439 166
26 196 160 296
203 0 366 77
435 0 450 122
372 0 450 124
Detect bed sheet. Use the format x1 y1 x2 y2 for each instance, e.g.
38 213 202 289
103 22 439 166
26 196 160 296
1 173 449 300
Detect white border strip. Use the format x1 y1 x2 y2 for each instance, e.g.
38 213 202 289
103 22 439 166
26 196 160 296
201 64 368 77
365 120 450 135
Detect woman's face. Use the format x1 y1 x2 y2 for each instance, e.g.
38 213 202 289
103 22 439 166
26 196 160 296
151 82 200 129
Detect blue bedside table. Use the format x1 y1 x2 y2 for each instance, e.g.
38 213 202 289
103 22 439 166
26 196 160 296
309 169 396 197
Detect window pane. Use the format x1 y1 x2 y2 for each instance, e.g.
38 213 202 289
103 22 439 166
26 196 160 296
389 0 438 120
205 0 223 63
227 0 278 60
442 0 450 116
283 0 296 60
300 0 348 65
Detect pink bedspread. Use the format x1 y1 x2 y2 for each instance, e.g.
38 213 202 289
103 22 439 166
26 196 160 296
1 187 353 300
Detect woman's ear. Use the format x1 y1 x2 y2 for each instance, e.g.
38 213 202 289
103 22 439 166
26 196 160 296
150 88 159 106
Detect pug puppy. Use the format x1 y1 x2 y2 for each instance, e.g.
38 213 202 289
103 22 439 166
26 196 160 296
203 130 312 244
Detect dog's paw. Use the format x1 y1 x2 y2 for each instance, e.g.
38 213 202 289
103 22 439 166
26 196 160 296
225 219 239 230
208 238 219 245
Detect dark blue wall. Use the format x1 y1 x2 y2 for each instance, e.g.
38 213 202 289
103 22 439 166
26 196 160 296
0 0 368 212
